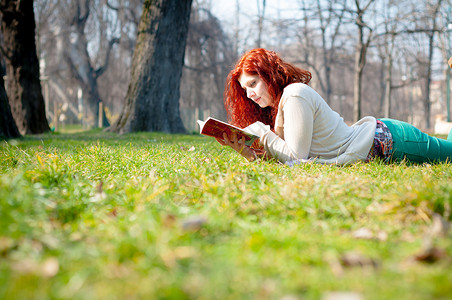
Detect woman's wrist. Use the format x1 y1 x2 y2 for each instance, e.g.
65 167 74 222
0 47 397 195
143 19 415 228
238 146 256 162
247 148 258 162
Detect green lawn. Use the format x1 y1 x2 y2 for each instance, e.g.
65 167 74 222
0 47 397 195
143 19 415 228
1 130 451 299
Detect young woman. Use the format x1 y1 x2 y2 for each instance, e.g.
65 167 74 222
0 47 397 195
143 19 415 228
219 48 452 165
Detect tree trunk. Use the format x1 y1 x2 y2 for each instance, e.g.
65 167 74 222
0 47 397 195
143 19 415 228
74 74 110 128
352 0 374 122
422 0 443 129
84 87 110 128
423 36 434 130
256 0 266 48
0 69 20 139
0 0 49 135
353 29 366 122
110 0 192 134
378 55 386 115
353 54 363 122
316 0 346 105
383 55 393 118
63 0 115 129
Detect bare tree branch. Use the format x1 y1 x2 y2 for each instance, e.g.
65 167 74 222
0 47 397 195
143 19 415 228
95 37 120 78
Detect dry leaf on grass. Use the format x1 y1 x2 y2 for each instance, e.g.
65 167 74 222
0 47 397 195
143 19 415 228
0 237 15 255
322 291 363 300
11 259 38 274
278 295 300 300
429 213 450 238
340 251 379 269
40 234 60 249
108 207 118 217
352 228 373 239
181 215 207 231
180 146 196 152
107 263 132 279
414 247 447 264
41 257 59 277
161 246 198 268
162 214 177 228
11 257 59 277
352 227 388 241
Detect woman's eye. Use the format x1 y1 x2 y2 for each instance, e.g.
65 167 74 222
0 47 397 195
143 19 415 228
250 81 256 87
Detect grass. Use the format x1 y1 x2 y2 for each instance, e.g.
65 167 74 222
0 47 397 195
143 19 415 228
0 129 451 300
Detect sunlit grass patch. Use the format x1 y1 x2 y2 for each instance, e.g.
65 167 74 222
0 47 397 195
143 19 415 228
0 130 451 299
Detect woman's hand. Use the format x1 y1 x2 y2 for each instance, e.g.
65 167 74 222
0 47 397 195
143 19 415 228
217 132 257 161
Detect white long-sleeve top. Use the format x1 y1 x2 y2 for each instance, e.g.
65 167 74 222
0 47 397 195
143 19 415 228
245 83 376 165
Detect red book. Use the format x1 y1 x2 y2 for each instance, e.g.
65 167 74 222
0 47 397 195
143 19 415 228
197 117 259 146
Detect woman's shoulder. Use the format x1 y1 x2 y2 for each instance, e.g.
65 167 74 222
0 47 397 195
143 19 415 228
282 82 319 97
280 83 322 107
282 82 311 95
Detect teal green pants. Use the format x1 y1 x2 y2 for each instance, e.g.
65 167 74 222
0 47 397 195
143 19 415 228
380 118 452 163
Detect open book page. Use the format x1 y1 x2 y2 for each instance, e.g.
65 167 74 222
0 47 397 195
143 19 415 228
197 117 259 146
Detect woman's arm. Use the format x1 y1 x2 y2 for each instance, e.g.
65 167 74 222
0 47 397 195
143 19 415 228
258 97 314 162
282 97 314 159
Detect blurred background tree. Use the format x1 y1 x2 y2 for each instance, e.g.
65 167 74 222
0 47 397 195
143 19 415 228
0 0 49 134
109 0 193 133
0 58 20 139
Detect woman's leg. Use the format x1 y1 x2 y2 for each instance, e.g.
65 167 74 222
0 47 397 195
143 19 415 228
380 118 452 163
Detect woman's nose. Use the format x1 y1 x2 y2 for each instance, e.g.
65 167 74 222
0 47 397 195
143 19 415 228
246 88 255 99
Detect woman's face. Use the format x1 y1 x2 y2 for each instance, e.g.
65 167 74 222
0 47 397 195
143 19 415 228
238 72 274 108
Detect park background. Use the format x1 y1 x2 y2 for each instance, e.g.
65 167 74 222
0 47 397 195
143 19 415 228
2 0 451 135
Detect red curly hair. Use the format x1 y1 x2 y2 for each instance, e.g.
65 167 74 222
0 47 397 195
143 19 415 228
224 48 312 129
